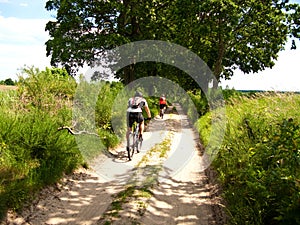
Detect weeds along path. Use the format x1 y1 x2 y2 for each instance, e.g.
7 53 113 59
4 103 224 225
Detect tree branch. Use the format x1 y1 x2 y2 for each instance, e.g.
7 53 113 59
57 126 100 137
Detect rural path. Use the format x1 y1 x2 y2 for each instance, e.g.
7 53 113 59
4 104 225 225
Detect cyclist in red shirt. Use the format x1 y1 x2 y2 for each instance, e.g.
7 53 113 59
159 94 167 119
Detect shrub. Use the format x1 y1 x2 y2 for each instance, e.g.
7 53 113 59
0 109 83 217
0 67 83 219
18 66 76 111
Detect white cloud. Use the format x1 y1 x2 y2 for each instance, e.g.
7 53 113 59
0 0 10 3
220 46 300 92
0 16 51 79
0 16 49 45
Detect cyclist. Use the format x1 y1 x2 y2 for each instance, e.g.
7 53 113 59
126 91 151 146
159 94 167 118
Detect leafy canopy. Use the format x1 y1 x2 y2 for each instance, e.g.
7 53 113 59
45 0 300 87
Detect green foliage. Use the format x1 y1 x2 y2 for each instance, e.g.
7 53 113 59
0 90 18 113
145 96 160 118
45 0 299 84
18 66 76 111
98 129 120 150
0 78 15 86
0 67 82 219
221 88 243 102
0 110 82 216
73 79 124 159
197 93 300 224
96 82 123 131
187 89 209 116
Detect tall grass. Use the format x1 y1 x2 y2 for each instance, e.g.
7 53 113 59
197 92 300 224
0 110 82 212
0 67 83 219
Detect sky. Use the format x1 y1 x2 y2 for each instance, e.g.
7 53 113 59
0 1 300 91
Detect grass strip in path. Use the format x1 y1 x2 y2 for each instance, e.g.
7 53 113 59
97 131 175 224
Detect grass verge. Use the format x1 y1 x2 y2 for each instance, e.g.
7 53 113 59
196 92 300 225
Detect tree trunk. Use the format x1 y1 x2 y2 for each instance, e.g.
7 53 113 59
212 42 224 88
212 16 225 89
124 65 135 85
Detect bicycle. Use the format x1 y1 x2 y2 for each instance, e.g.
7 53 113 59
126 118 150 161
160 105 167 119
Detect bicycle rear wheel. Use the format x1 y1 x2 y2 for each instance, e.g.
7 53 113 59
127 132 135 160
134 133 142 153
160 108 165 119
134 125 142 153
137 136 143 152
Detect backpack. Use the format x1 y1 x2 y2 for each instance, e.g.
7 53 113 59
130 97 142 109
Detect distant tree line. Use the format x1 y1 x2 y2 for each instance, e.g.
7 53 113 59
0 78 16 86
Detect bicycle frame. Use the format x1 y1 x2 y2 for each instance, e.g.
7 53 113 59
132 121 140 148
127 121 141 161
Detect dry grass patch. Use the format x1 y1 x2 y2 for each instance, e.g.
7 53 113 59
0 85 17 91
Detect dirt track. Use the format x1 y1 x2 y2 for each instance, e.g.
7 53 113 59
3 104 226 225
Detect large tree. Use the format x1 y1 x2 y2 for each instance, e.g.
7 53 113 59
45 0 300 87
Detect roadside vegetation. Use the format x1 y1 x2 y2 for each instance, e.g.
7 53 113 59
0 67 81 218
196 91 300 224
0 67 159 220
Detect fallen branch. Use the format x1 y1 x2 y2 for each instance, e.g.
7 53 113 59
58 126 100 137
58 125 117 158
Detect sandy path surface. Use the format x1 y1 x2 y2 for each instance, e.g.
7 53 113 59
3 104 225 225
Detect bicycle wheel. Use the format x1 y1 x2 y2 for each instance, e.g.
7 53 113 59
160 107 165 119
133 132 142 153
133 126 139 153
137 135 143 152
127 132 134 160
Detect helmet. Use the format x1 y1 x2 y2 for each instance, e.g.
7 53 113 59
135 91 143 97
